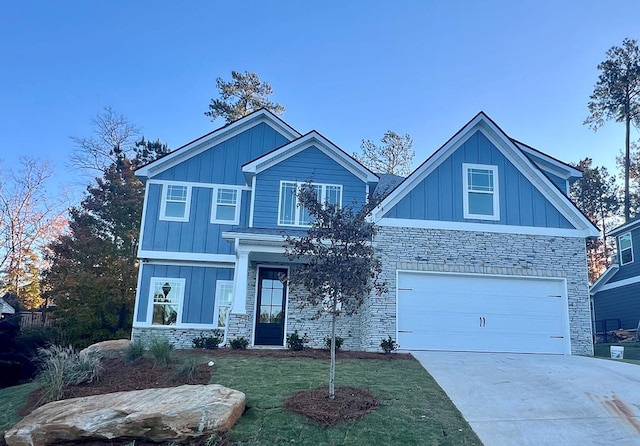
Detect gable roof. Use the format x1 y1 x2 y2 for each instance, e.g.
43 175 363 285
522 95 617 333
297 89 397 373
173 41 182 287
0 297 15 315
371 111 599 238
135 109 301 180
609 215 640 237
511 139 583 181
242 130 379 183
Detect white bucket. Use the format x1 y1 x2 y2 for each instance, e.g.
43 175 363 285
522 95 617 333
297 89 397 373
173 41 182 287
610 345 624 359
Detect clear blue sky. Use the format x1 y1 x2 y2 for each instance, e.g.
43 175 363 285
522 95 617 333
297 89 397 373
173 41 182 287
2 1 639 197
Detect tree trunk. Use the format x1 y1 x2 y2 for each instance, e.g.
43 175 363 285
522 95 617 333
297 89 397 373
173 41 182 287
625 115 631 221
329 299 337 400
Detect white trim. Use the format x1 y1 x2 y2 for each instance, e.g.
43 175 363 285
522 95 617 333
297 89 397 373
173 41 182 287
138 250 236 263
132 261 146 326
594 274 640 293
589 264 619 294
137 181 150 257
146 277 186 326
159 183 192 222
618 232 634 265
222 231 286 244
378 217 594 238
395 270 571 355
133 322 222 330
249 177 256 228
277 180 343 227
462 163 500 221
136 110 301 179
147 179 251 191
210 186 242 225
512 141 582 179
141 258 236 268
242 132 378 183
609 218 640 237
371 113 599 237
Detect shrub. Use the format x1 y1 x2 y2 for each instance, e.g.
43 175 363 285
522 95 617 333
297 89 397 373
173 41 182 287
380 336 399 354
192 330 224 350
149 337 174 365
229 337 249 350
286 330 309 351
125 339 145 362
324 335 344 351
174 357 198 381
36 345 102 402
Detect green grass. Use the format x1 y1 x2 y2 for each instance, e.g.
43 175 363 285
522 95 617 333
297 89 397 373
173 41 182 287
0 355 482 446
594 342 640 360
0 381 38 435
213 357 482 446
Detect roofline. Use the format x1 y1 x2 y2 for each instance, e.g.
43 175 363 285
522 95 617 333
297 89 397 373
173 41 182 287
590 264 620 294
135 108 301 178
609 217 640 236
510 138 583 178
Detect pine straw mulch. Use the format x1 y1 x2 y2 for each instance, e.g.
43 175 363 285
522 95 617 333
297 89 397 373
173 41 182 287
8 348 411 446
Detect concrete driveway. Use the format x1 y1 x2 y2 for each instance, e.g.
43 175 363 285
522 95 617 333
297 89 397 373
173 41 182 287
411 351 640 446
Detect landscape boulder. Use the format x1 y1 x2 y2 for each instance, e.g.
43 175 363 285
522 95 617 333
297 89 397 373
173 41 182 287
4 384 245 446
79 339 131 359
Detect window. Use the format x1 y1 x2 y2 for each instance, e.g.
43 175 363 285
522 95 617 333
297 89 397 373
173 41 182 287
160 184 191 221
619 232 633 265
278 181 342 226
149 278 185 326
215 281 234 328
463 163 499 220
211 187 241 224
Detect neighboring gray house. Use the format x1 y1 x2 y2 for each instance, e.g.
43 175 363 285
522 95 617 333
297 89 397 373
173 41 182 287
131 110 598 355
591 217 640 336
0 297 16 319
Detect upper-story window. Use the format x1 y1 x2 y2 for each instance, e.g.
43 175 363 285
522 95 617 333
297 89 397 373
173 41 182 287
463 163 499 221
278 181 342 226
160 184 191 222
211 187 241 224
619 232 633 265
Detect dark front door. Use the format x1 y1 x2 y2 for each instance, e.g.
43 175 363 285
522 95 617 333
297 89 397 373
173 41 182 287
255 268 287 345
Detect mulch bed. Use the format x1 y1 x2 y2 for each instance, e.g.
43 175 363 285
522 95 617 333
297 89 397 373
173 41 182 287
284 386 379 426
7 348 409 446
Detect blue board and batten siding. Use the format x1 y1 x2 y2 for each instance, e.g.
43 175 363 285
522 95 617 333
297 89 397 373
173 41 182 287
252 145 368 228
384 130 574 229
136 264 233 324
154 123 290 183
605 227 640 283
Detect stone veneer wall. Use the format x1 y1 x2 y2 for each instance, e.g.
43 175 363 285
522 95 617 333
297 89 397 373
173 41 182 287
131 327 222 349
227 263 361 350
360 227 593 356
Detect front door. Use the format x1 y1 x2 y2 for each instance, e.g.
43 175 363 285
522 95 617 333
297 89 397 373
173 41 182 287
254 267 287 345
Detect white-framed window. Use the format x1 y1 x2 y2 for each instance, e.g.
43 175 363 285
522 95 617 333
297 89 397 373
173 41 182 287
160 184 192 222
619 232 633 265
148 277 185 326
463 163 500 220
278 181 342 226
214 280 234 328
211 187 241 224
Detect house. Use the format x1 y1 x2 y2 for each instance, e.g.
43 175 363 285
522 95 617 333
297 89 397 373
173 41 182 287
131 110 598 355
0 297 16 320
590 217 640 337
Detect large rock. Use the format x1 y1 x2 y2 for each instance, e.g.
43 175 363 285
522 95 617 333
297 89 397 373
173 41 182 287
79 339 131 359
5 384 245 446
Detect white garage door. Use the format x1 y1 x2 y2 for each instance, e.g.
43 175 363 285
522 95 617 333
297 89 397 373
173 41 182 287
397 272 570 354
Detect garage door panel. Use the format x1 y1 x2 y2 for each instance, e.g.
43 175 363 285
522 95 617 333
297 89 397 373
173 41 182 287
397 272 569 354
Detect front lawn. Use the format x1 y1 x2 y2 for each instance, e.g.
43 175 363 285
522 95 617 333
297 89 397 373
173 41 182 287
1 352 482 446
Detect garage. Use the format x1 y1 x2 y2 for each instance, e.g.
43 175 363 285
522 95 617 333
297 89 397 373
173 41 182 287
396 272 570 354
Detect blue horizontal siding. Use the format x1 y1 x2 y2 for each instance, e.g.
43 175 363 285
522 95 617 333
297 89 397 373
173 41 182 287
252 145 367 228
608 227 640 282
384 130 574 229
593 283 640 329
154 122 290 184
136 263 233 324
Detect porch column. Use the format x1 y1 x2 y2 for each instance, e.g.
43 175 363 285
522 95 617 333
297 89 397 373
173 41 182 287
231 249 249 314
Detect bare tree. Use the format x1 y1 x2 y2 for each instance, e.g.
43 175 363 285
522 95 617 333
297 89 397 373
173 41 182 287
355 131 414 176
0 158 68 308
70 106 140 173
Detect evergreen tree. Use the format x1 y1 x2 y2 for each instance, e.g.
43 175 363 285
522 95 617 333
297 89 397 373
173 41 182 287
205 71 285 124
585 38 640 221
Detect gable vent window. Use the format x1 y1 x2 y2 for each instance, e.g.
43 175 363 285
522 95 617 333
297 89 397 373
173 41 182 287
278 181 342 226
211 187 240 224
463 163 499 221
160 184 191 222
619 232 633 265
